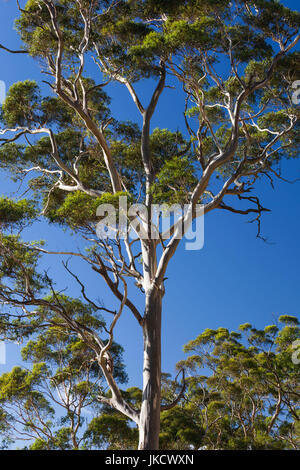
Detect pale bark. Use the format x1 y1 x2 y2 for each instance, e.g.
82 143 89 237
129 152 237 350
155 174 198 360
138 287 163 450
0 1 299 451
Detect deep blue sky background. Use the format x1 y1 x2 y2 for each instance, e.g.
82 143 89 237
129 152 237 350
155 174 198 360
0 0 299 388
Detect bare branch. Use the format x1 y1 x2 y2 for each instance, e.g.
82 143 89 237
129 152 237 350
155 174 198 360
161 369 186 411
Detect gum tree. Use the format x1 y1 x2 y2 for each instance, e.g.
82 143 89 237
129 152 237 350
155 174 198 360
177 315 300 450
0 0 299 449
0 295 128 450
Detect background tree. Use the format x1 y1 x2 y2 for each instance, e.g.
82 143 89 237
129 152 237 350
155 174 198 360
1 315 298 450
176 315 300 450
83 315 300 450
0 0 299 449
0 294 128 450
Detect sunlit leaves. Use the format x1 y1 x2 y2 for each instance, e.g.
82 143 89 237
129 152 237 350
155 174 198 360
0 197 37 229
178 316 300 449
1 81 41 127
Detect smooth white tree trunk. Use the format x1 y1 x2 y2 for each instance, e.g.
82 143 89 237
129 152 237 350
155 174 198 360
138 288 162 450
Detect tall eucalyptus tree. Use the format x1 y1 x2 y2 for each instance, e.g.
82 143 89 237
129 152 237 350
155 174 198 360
0 0 299 449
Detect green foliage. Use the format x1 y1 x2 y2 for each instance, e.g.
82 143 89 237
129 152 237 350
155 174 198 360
46 190 131 228
0 197 37 228
0 0 298 210
1 78 110 129
151 156 198 205
160 406 203 450
0 234 45 298
0 296 128 449
0 365 48 401
278 315 299 325
1 312 299 449
85 413 138 450
0 0 299 451
1 81 41 127
178 316 300 449
49 191 103 226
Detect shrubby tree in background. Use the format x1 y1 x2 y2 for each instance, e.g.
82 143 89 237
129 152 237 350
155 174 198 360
89 316 300 450
0 0 299 449
0 294 128 450
175 315 300 450
0 316 298 449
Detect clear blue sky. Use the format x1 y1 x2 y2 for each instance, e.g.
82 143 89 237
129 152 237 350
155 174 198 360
0 0 299 388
